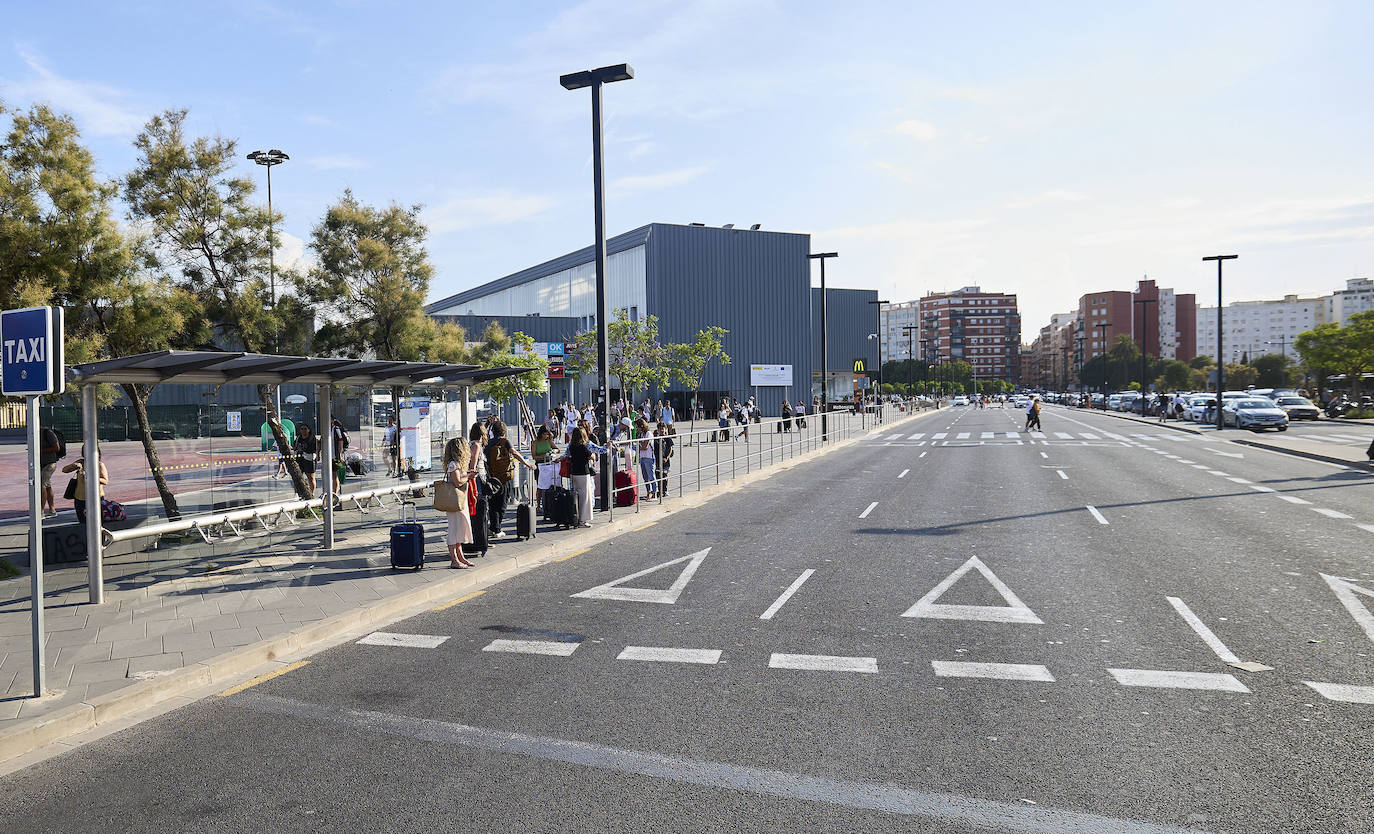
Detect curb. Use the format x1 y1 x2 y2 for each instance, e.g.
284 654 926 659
1225 437 1374 472
0 406 941 767
1070 406 1204 436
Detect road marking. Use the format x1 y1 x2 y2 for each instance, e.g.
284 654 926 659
760 569 817 620
358 632 450 649
1166 597 1241 663
1080 432 1100 440
571 548 710 604
931 661 1055 682
1053 432 1073 439
1005 432 1018 439
482 639 581 656
908 433 926 440
902 555 1043 624
1320 573 1374 644
981 432 996 439
1357 524 1374 535
769 653 878 673
1056 470 1068 480
1303 681 1374 704
956 432 971 439
433 590 486 611
1030 431 1046 439
919 451 928 458
1086 505 1109 525
1248 485 1276 493
932 432 948 439
1226 477 1252 484
617 646 722 665
1312 508 1353 519
1176 459 1195 464
1278 495 1311 504
1206 448 1244 459
1190 464 1209 469
859 501 879 519
898 468 909 479
1039 452 1048 459
217 661 310 697
1108 668 1250 693
887 433 906 441
235 692 1211 834
553 547 591 563
1205 470 1228 476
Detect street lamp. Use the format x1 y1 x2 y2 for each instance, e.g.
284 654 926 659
868 299 888 421
1073 334 1085 393
1134 297 1157 414
246 149 288 328
562 63 634 509
1203 254 1238 430
809 252 838 440
1093 322 1112 408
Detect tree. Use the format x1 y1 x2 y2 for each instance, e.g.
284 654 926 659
1222 362 1258 390
124 109 313 498
1188 354 1213 370
1155 359 1191 392
569 309 672 408
467 322 548 436
668 325 730 438
1251 354 1297 389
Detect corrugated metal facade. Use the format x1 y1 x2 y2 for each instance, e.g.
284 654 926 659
811 288 880 399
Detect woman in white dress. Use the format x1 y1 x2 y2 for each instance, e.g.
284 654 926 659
442 437 474 569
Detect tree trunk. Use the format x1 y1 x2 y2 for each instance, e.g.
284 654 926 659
123 383 183 521
258 384 313 498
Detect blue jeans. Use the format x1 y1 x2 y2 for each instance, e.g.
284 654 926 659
639 457 656 494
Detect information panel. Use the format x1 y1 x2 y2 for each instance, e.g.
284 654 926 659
749 364 793 387
399 396 432 470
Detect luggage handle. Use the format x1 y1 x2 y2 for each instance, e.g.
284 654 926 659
400 499 417 524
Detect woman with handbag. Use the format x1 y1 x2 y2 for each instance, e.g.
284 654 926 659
439 437 474 569
566 427 605 527
61 449 108 525
531 425 560 512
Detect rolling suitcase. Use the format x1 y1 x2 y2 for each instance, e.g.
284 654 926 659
389 501 424 570
463 493 488 556
515 478 536 541
545 485 578 529
614 468 638 507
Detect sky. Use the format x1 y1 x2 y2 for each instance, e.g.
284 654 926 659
2 0 1372 339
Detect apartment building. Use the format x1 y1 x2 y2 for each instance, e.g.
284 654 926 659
1196 294 1326 364
918 286 1021 382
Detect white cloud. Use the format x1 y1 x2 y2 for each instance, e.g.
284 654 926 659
304 154 369 171
424 190 557 234
4 46 144 137
611 164 709 194
274 231 313 273
1004 189 1090 209
888 119 938 142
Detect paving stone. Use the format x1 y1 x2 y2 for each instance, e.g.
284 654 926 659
162 631 215 653
145 619 195 638
85 679 133 699
55 643 113 666
43 616 92 634
233 610 285 629
275 606 328 624
45 628 99 649
179 647 220 666
95 622 148 643
127 652 184 676
210 628 261 649
83 609 134 628
109 636 164 660
18 688 84 718
69 658 130 685
190 614 241 633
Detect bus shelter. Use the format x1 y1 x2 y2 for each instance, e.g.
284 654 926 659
65 350 530 604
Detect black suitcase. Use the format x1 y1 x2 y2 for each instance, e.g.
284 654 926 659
389 502 424 570
545 485 578 529
464 494 488 556
515 479 536 540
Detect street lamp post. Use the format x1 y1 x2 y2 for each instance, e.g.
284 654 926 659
1093 322 1112 408
809 252 839 440
562 63 634 510
1134 297 1157 414
1204 255 1238 430
868 299 888 422
1073 334 1085 393
247 148 288 419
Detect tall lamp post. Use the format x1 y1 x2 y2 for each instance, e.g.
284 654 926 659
1203 255 1238 430
247 148 288 419
1134 297 1157 414
809 252 838 440
1093 322 1112 408
868 299 888 421
1073 334 1085 394
906 327 920 392
562 63 634 509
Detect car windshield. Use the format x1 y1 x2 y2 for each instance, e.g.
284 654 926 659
1237 400 1275 409
1277 398 1309 405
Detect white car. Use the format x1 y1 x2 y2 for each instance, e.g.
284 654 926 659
951 396 970 406
1185 394 1214 422
1223 397 1289 431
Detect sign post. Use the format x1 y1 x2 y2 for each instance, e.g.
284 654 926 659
2 306 65 698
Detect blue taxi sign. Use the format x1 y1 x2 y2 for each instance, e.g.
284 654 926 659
1 306 65 396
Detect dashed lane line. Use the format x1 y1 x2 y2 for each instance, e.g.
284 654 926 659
1086 505 1109 525
760 569 816 620
483 639 580 656
1056 470 1068 480
358 632 450 649
931 661 1055 682
1313 508 1354 519
617 646 722 665
1278 495 1312 505
1304 681 1374 704
859 501 879 519
898 469 909 479
1249 485 1277 493
769 653 879 674
1108 668 1250 693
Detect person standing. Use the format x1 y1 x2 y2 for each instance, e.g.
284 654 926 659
636 419 657 499
38 424 62 517
795 399 807 429
441 437 474 569
60 449 107 525
329 419 349 501
781 400 793 432
295 423 319 495
484 420 535 538
531 425 560 512
654 422 674 497
383 417 399 476
566 427 603 527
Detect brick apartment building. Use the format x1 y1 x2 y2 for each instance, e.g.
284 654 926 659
918 286 1021 383
1076 279 1197 377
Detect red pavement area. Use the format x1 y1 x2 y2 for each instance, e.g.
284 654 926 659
0 439 277 520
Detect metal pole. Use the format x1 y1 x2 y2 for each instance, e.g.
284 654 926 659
821 260 828 441
320 384 334 548
27 396 45 697
590 78 613 512
82 384 102 603
1203 255 1237 429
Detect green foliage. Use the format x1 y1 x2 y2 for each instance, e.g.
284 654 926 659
570 309 672 401
468 322 548 403
1222 362 1258 390
1296 312 1374 397
669 325 731 395
1156 359 1191 392
1251 353 1297 388
1188 354 1213 370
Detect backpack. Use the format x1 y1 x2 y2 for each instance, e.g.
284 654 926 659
486 439 516 482
52 428 67 460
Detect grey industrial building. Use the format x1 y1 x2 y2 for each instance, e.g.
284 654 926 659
425 222 878 420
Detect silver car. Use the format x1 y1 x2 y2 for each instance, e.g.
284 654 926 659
1223 398 1289 431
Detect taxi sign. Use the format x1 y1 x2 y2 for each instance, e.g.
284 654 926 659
1 306 64 396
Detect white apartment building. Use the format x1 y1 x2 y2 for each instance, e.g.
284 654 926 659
1331 278 1374 324
1158 288 1179 359
880 300 920 361
1196 294 1325 364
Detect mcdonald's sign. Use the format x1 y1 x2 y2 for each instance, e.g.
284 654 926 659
852 358 867 375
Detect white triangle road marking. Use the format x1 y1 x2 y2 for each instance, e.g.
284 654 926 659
1321 573 1374 644
901 556 1043 624
571 548 711 604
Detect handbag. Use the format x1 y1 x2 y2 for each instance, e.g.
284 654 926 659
100 498 126 522
432 478 463 513
63 477 78 500
559 458 571 479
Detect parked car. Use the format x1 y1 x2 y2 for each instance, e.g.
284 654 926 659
951 396 970 406
1223 397 1289 431
1185 394 1215 422
1273 396 1320 421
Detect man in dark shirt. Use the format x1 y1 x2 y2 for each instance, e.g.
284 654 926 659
39 426 61 516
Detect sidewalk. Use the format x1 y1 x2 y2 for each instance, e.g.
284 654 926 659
0 403 940 769
1060 404 1374 470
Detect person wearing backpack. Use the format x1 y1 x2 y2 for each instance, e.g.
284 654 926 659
330 419 350 501
39 425 64 517
483 420 534 539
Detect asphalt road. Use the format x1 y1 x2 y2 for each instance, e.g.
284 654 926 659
3 405 1373 833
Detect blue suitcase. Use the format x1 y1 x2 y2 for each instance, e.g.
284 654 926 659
390 501 424 570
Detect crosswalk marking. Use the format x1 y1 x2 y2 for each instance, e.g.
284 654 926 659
1004 432 1018 439
932 661 1055 682
886 433 906 441
357 632 450 648
1304 681 1374 704
483 639 581 656
956 432 971 439
908 433 925 440
1080 433 1100 439
617 646 722 665
981 432 995 439
1108 668 1250 693
1054 432 1073 439
932 432 948 439
1030 431 1046 439
769 653 879 673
